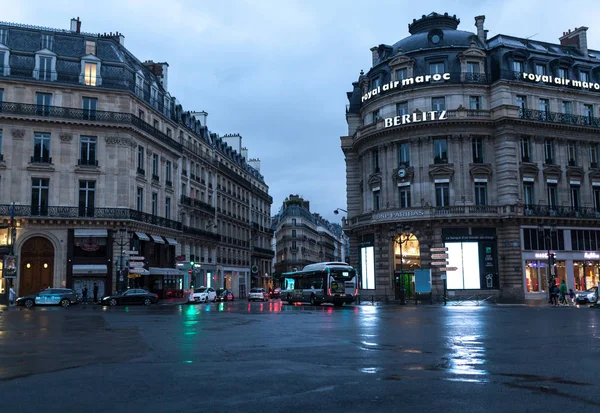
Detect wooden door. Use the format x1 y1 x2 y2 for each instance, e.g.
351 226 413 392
19 237 54 296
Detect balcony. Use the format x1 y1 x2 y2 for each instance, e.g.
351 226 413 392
165 180 173 187
519 108 600 129
137 167 145 176
77 158 98 167
182 169 188 176
0 101 182 152
31 156 52 164
0 204 182 230
190 174 196 180
179 195 215 214
523 204 598 218
152 174 160 182
182 225 221 242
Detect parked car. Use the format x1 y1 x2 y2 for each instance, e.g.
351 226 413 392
248 288 269 302
101 289 159 306
215 289 234 302
575 286 598 304
270 288 282 299
17 288 79 308
188 287 217 303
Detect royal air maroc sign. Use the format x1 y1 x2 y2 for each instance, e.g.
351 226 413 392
362 73 451 102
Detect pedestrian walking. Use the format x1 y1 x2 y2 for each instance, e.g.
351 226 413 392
82 285 88 304
551 284 559 306
559 280 568 306
568 288 575 305
9 286 16 306
93 282 99 303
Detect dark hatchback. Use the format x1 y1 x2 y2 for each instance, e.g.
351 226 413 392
17 288 79 308
215 289 235 302
101 289 159 306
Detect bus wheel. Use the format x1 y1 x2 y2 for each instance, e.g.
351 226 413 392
310 295 320 306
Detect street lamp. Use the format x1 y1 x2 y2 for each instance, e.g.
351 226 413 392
393 225 412 305
537 224 556 303
333 208 347 215
113 226 128 292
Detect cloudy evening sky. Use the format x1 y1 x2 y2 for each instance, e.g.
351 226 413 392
4 0 600 222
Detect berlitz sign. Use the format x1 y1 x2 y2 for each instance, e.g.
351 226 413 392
362 73 451 102
521 72 600 91
384 110 448 128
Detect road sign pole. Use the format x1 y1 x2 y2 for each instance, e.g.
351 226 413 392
444 276 447 306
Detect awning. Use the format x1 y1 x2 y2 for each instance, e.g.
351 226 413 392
149 267 182 276
165 237 178 246
72 264 108 275
136 232 150 241
74 229 108 238
151 235 165 244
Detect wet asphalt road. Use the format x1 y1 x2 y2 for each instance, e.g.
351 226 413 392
0 300 599 413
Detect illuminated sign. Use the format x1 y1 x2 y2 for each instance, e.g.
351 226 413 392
384 110 447 128
535 253 549 259
362 73 451 102
521 72 600 91
584 252 600 259
373 210 425 220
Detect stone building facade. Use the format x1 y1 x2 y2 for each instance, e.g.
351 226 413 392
0 18 273 300
342 12 600 302
272 195 348 283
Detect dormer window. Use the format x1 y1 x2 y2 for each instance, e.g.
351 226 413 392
41 34 53 50
0 48 10 76
0 29 8 45
84 62 97 86
80 55 102 86
371 77 381 89
85 40 96 55
34 49 57 81
558 67 567 79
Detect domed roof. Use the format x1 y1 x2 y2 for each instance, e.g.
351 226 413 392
392 29 480 54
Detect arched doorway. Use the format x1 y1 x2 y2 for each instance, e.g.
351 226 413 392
393 233 421 299
19 236 54 296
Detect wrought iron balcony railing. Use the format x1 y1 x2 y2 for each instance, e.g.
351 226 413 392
519 108 600 128
182 225 220 242
77 159 98 167
30 156 52 164
179 195 215 214
0 204 182 230
252 246 275 256
523 204 598 218
0 101 183 151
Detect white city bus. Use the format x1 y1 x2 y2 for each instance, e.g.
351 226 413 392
281 262 358 307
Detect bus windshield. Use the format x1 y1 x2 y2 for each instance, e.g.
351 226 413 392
329 278 345 294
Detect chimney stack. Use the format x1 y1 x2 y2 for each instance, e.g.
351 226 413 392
474 15 486 42
559 26 588 55
70 17 81 33
370 46 378 66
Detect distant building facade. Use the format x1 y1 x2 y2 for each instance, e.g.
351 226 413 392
342 12 600 302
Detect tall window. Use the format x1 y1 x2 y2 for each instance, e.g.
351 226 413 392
396 101 408 116
373 190 380 211
581 71 590 83
399 185 411 208
0 129 3 156
469 96 481 110
0 88 3 102
371 77 381 88
372 109 380 123
398 142 410 165
292 230 296 238
137 146 144 173
396 68 407 81
151 193 158 216
567 142 577 166
539 98 549 120
78 180 95 217
562 101 572 115
152 153 159 179
521 136 532 162
84 63 97 86
571 184 581 209
474 182 488 206
513 60 523 73
547 183 558 209
558 67 567 78
165 197 171 219
372 149 380 173
0 29 7 45
85 40 96 55
435 183 450 207
544 139 554 164
79 136 97 166
31 178 49 216
590 143 599 168
136 187 144 211
466 61 480 73
429 62 444 75
472 137 484 163
82 97 97 120
535 64 545 76
41 34 53 50
292 218 297 226
584 104 594 124
432 97 445 111
524 182 535 207
594 187 600 212
516 95 527 116
39 56 52 81
433 138 448 163
35 92 52 116
33 132 51 163
166 161 172 185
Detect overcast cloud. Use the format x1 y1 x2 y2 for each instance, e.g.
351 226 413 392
4 0 600 221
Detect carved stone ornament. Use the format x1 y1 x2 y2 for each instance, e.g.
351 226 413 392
105 136 133 147
60 133 73 143
11 129 25 140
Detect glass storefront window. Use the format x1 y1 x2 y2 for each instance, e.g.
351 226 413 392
574 261 599 290
525 260 547 293
554 260 567 287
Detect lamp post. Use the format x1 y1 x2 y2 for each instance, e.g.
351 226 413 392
333 208 347 215
113 226 128 293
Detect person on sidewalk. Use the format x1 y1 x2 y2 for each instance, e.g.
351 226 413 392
9 286 16 306
550 284 559 306
559 280 568 306
82 285 88 304
93 282 99 303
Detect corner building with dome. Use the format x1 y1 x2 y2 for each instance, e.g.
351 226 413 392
342 12 600 302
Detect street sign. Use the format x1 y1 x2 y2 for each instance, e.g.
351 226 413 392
129 261 145 268
176 255 187 262
122 250 139 255
127 256 145 261
431 261 448 266
440 274 447 280
430 247 448 252
187 269 193 275
128 268 146 274
439 267 458 272
431 253 449 259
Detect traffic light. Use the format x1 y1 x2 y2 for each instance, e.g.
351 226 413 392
190 260 195 267
548 253 555 267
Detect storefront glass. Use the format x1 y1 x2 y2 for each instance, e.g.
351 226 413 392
555 260 566 287
574 261 599 290
525 260 547 292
